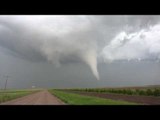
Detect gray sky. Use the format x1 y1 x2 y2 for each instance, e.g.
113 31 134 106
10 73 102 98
0 15 160 89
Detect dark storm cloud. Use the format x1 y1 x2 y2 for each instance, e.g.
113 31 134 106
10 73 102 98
0 15 160 81
0 15 160 61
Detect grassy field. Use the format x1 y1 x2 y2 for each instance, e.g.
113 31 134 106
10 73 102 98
0 89 39 103
49 90 138 105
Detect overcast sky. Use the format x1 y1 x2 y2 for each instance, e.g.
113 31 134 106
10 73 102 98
0 15 160 89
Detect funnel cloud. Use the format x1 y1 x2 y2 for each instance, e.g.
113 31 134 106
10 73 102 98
0 16 100 80
0 15 160 83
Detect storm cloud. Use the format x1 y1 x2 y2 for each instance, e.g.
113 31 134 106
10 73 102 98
0 15 160 81
101 23 160 62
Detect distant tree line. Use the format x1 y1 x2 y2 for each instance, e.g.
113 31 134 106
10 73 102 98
68 88 160 97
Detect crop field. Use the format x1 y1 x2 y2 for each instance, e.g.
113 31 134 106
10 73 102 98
0 86 160 105
52 86 160 105
62 86 160 97
49 90 138 105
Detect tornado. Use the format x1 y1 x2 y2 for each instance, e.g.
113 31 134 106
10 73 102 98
81 49 100 80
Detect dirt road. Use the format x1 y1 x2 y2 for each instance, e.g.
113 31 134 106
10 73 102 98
66 91 160 105
1 90 65 105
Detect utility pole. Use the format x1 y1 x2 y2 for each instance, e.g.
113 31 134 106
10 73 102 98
4 75 9 91
0 75 1 90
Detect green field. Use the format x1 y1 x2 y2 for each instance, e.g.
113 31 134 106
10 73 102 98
49 90 138 105
0 89 39 103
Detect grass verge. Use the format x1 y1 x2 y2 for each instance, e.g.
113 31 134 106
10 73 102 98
0 90 38 104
